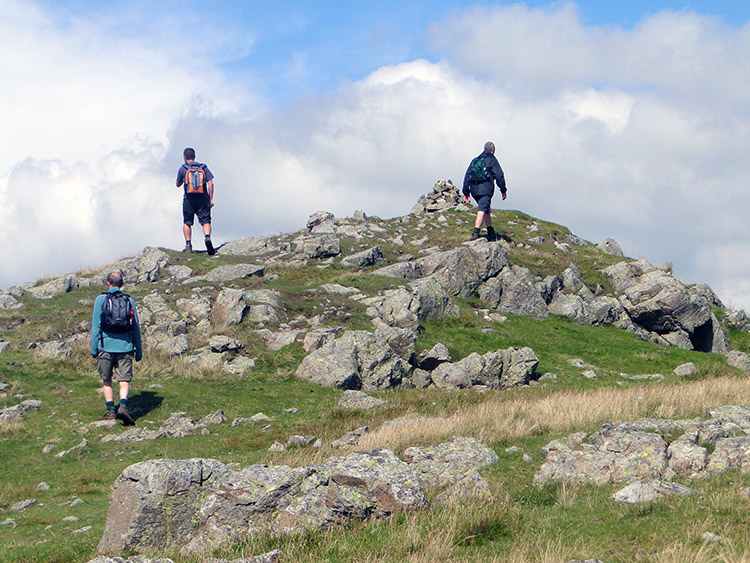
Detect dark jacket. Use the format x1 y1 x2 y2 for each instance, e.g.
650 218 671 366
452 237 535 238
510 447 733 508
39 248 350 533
462 152 506 198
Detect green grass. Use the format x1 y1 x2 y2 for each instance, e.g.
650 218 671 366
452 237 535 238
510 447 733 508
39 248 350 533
2 206 750 562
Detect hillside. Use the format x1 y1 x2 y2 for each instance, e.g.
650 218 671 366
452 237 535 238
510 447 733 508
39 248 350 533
2 180 750 562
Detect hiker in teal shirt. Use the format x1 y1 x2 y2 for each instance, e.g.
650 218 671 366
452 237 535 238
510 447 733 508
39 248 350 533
91 271 142 425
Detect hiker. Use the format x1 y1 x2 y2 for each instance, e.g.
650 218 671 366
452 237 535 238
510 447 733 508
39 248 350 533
90 271 142 425
462 141 507 241
176 147 216 255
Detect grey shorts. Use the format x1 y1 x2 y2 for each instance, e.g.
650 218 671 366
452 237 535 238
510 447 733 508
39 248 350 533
474 195 492 213
98 351 134 382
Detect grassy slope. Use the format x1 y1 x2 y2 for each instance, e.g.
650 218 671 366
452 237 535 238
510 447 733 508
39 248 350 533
1 207 750 562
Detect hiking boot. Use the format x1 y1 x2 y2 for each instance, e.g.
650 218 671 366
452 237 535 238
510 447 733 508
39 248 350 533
205 237 215 256
486 227 497 242
116 407 135 426
182 241 193 253
101 411 116 421
470 228 481 241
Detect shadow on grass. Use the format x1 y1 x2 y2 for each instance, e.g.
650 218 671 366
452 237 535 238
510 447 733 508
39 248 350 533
128 391 163 420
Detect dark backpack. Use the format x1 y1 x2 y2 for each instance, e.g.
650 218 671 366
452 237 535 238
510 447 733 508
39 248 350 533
184 163 206 194
468 154 492 184
100 291 134 333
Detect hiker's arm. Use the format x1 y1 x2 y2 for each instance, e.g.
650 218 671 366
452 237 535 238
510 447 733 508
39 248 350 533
208 179 214 207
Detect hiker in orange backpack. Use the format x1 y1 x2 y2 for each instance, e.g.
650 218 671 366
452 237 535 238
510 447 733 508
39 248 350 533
176 147 216 255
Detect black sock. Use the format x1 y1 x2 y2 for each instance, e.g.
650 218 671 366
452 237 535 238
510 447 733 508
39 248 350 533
119 399 128 409
106 401 115 413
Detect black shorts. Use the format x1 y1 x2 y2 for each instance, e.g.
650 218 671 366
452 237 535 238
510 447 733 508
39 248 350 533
183 195 211 226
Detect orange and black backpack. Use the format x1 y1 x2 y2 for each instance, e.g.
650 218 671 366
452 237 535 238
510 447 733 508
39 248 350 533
184 163 206 194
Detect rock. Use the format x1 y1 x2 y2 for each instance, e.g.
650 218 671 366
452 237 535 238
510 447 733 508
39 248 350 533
418 343 452 371
176 295 212 323
36 340 73 360
223 355 256 376
211 288 248 327
219 235 280 257
209 335 243 353
534 425 668 486
492 266 549 320
298 234 341 259
188 263 265 283
106 246 170 285
10 499 37 511
26 274 79 299
303 327 343 352
372 318 417 362
666 439 708 478
431 347 538 390
55 438 88 458
674 362 697 377
307 210 335 232
375 239 507 298
403 437 499 488
331 426 369 449
726 350 750 372
0 400 42 426
434 471 492 504
0 293 23 310
548 293 594 325
295 331 408 390
320 283 361 296
98 450 428 557
341 246 387 268
597 238 625 256
337 390 386 410
254 329 301 350
410 180 464 214
611 480 694 503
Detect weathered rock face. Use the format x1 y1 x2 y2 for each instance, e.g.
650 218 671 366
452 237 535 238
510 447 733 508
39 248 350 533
601 260 727 353
534 406 750 488
25 274 79 300
375 239 507 298
430 347 539 389
97 437 497 557
295 330 408 390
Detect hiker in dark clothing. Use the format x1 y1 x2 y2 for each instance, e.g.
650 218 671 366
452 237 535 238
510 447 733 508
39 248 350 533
91 271 142 425
462 141 507 241
176 147 216 255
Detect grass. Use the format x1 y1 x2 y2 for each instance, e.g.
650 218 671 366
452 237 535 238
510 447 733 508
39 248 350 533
2 205 750 562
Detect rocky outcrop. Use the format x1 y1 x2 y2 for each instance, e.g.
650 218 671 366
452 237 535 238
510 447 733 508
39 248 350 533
534 406 750 488
375 238 507 298
97 437 497 557
295 330 408 390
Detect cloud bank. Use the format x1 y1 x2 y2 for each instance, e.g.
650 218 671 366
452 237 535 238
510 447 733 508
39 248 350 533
3 2 750 311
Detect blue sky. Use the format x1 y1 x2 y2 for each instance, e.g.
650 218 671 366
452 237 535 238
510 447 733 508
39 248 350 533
3 1 750 311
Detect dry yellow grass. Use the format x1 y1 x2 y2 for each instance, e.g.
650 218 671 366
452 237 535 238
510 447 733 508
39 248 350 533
358 376 750 451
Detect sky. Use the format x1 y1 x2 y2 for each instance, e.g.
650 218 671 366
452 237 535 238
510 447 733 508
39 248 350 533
3 0 750 310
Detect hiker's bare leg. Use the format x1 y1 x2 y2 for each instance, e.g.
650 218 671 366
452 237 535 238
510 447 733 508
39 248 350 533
118 381 129 401
474 211 486 229
202 223 212 237
102 379 114 402
483 212 492 228
183 223 192 243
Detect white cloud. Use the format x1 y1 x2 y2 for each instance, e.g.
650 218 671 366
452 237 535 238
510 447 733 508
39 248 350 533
3 1 750 316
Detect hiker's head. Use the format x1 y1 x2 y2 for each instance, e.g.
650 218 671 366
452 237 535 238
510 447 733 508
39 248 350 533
484 141 495 154
183 147 196 161
106 271 124 288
